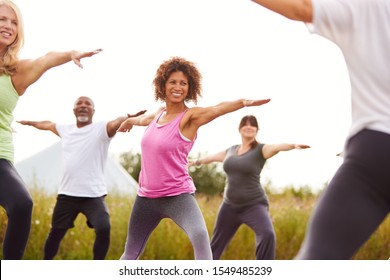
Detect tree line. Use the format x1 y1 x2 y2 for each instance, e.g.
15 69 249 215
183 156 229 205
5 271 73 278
119 151 226 195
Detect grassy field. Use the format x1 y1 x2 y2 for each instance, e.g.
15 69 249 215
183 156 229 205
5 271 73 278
0 187 389 260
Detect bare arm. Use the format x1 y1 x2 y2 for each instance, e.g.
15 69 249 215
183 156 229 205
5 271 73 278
189 150 227 167
262 143 310 159
181 98 270 140
17 120 59 136
250 0 313 22
117 107 164 133
13 49 102 95
106 110 147 137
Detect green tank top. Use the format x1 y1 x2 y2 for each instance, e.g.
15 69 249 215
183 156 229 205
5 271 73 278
0 74 19 163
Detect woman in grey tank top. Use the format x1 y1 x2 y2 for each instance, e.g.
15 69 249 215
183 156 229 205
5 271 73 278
191 115 310 259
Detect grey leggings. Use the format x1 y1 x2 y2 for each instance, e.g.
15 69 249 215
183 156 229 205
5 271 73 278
0 159 33 259
120 193 212 260
296 129 390 259
210 202 276 260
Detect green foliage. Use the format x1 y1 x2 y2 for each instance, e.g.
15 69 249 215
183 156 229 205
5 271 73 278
269 195 314 259
119 150 226 195
1 187 389 260
186 152 231 195
3 151 387 260
189 164 226 195
119 151 142 182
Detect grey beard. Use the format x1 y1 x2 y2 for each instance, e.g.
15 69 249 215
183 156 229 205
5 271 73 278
77 116 89 123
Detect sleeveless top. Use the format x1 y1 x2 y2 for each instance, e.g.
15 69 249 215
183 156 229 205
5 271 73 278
138 109 196 198
0 75 19 163
222 143 269 207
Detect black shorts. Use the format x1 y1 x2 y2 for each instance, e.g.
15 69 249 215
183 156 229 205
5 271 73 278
51 194 109 229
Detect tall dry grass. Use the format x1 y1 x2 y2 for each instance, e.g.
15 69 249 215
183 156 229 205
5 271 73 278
0 187 388 260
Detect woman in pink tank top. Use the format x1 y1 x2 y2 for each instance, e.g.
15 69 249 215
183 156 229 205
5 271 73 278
118 56 270 260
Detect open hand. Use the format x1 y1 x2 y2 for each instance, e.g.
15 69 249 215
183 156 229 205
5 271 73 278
71 48 103 68
117 119 133 133
294 144 311 150
16 120 30 126
244 99 271 107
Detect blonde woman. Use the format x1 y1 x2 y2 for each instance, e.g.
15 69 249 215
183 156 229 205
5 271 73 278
0 0 101 259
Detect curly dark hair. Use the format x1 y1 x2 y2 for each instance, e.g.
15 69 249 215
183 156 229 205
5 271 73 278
153 57 202 104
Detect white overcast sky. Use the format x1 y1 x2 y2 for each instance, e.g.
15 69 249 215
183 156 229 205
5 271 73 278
11 0 351 191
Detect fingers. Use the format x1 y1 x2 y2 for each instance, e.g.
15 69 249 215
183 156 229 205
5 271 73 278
117 120 133 133
118 124 131 132
92 48 103 54
74 60 83 68
83 49 103 58
295 144 311 149
73 49 103 68
244 98 271 107
128 110 147 118
255 98 271 106
261 98 271 105
117 127 130 133
84 49 102 58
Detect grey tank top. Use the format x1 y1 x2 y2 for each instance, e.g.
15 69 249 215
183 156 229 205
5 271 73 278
222 143 268 208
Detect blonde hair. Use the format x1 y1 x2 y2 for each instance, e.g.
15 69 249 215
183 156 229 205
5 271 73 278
0 0 24 75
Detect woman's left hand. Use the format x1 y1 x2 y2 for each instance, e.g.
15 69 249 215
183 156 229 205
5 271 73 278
71 49 103 68
294 144 311 149
243 99 271 107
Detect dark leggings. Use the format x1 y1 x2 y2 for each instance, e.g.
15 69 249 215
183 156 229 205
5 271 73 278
44 195 110 260
210 202 276 260
296 129 390 259
44 227 110 260
0 159 33 259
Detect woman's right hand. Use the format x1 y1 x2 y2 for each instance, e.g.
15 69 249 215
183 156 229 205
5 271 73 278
117 119 133 132
188 160 197 167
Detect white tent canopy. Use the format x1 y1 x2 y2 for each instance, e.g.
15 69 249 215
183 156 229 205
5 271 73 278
15 141 138 195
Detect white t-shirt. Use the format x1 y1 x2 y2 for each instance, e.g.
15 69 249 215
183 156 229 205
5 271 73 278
310 0 390 143
56 122 111 197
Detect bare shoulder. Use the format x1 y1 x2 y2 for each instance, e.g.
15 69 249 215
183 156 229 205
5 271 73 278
15 58 35 71
145 106 164 122
156 106 166 114
11 59 34 94
261 144 275 160
181 106 200 122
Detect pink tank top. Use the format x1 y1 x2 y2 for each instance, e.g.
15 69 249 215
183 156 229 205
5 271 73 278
138 109 196 198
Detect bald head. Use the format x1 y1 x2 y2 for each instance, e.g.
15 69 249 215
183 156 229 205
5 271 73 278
73 96 95 127
74 96 95 108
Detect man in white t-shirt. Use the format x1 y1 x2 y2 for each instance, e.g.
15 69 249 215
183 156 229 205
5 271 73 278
250 0 390 259
19 96 145 259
